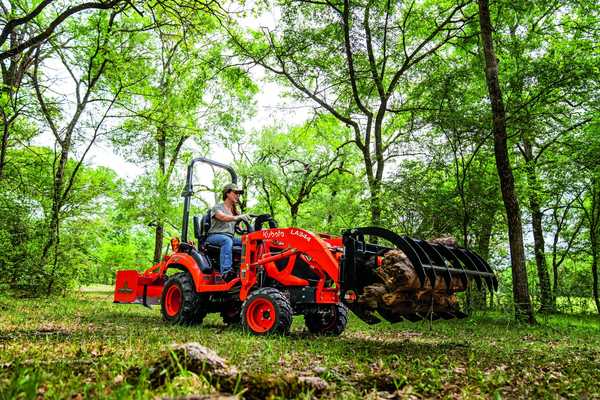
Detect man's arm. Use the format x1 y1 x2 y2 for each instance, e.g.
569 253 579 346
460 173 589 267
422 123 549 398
214 210 239 222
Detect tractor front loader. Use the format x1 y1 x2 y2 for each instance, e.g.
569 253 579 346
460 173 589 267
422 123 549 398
114 158 496 335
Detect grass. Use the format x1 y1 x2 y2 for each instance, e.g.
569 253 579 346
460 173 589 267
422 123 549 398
1 290 599 399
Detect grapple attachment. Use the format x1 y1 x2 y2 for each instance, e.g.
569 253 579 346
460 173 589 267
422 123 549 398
341 227 497 324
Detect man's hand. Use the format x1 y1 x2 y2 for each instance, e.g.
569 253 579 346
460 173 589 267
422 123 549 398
235 214 252 223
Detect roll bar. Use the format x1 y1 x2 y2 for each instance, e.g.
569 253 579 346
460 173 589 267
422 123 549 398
181 157 238 242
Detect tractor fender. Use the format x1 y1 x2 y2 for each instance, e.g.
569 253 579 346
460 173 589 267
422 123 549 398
164 253 206 291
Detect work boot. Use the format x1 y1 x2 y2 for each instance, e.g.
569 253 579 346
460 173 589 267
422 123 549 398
222 270 237 282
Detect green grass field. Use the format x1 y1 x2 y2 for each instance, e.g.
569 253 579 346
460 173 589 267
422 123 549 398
1 290 599 399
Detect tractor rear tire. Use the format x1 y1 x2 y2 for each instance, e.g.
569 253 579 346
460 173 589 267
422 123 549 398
304 304 348 336
241 288 293 335
161 272 206 325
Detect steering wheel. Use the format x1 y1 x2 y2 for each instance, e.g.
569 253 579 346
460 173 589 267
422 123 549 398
234 217 253 235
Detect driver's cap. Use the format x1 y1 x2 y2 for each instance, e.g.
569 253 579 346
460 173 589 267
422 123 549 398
222 183 244 195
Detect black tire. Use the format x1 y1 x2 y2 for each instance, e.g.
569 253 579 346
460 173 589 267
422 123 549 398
241 287 293 335
304 304 348 336
221 303 242 325
161 272 206 325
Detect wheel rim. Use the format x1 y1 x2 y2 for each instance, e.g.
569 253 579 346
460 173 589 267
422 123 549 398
165 285 182 317
246 298 276 333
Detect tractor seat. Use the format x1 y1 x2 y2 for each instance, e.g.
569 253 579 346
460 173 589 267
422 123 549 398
193 213 242 257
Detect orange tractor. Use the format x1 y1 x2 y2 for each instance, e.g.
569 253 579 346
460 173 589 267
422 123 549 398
114 158 496 335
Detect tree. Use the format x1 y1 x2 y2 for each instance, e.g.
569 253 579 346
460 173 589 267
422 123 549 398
478 0 534 323
0 147 119 293
30 8 135 293
248 116 352 226
0 0 127 61
230 0 476 225
113 6 256 263
573 124 600 314
493 1 598 313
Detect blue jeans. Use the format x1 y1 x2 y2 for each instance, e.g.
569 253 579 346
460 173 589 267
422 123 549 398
206 234 241 274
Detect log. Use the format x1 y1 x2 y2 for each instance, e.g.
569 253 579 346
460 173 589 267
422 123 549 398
130 343 329 400
357 248 466 319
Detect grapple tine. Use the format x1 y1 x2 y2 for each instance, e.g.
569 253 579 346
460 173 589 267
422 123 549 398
470 252 499 291
433 244 469 289
403 313 423 322
405 237 437 288
417 240 453 290
395 236 427 287
341 227 497 326
460 249 497 292
453 248 483 290
436 311 457 320
378 309 404 323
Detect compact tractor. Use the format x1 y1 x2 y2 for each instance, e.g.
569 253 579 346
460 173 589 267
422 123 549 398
114 158 497 335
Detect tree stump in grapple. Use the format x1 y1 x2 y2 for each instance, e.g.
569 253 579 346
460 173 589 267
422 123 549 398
357 243 468 321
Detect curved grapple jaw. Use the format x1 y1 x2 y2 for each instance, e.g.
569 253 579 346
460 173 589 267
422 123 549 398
341 227 498 324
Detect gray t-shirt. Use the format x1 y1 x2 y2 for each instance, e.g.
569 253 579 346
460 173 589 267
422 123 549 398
208 203 236 236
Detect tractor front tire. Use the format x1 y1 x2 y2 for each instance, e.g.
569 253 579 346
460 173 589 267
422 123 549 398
241 288 292 335
161 272 206 325
304 304 348 336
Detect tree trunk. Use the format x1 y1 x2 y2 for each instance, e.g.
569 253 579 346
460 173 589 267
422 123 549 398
0 121 9 179
523 138 554 312
367 176 382 226
478 0 535 323
153 223 164 264
41 140 72 294
290 203 299 227
153 128 166 263
590 179 600 314
592 238 599 314
326 190 338 226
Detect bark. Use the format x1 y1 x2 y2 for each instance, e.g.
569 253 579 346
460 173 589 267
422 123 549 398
326 190 338 225
366 172 382 226
290 203 299 227
0 113 9 179
589 179 600 314
478 0 535 323
592 234 599 314
153 224 164 264
153 127 167 264
523 138 554 312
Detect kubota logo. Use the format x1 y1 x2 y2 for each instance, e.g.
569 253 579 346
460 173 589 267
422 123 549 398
118 281 134 294
263 230 284 239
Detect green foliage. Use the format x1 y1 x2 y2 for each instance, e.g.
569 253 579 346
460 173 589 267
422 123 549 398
1 0 598 317
1 292 599 399
0 147 127 292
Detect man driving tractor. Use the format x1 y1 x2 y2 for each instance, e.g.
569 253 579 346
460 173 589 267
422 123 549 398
205 183 251 282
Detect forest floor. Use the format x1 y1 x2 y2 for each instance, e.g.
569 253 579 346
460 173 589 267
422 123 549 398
1 288 599 399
